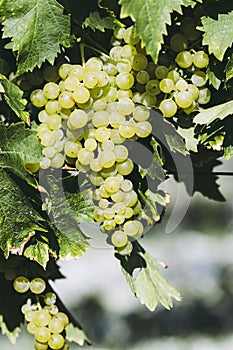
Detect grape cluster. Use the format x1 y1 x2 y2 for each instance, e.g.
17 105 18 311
13 276 69 350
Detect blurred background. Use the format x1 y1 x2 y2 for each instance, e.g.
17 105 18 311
1 156 233 350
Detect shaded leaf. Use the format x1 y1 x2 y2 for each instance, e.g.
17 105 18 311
193 100 233 125
0 170 45 257
177 127 198 152
0 74 29 123
200 12 233 61
119 0 196 62
0 0 71 75
0 122 42 186
83 11 119 32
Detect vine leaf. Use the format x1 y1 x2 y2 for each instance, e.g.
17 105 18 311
24 239 50 268
193 100 233 125
199 11 233 61
177 127 198 152
65 323 92 346
43 175 94 259
0 315 21 344
0 0 71 75
0 122 42 186
0 170 45 258
225 53 233 81
118 243 181 311
83 10 120 32
0 74 29 123
118 0 196 62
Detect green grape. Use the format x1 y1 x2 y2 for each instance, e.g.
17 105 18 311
45 100 61 115
4 268 17 281
136 121 152 138
116 241 133 256
111 230 128 248
103 207 115 219
133 105 150 122
193 50 209 68
159 78 174 93
104 176 120 194
46 114 62 130
109 112 126 129
124 207 134 219
159 99 177 118
97 71 109 87
44 292 57 306
58 91 75 109
64 141 81 158
34 326 51 343
145 79 161 95
85 57 103 71
175 79 188 92
117 98 134 115
111 190 124 203
78 149 94 165
44 305 59 316
113 145 128 162
69 64 84 80
187 84 199 100
48 317 64 334
191 71 207 87
90 158 102 172
84 138 97 152
13 276 30 293
102 140 114 152
198 87 211 104
121 179 133 192
123 190 138 207
175 91 193 109
34 341 49 350
56 311 69 327
175 51 193 68
110 129 125 144
73 86 90 104
114 27 126 40
27 321 37 335
30 278 46 294
100 165 117 179
99 198 109 209
170 33 188 52
116 72 134 90
48 334 65 350
132 53 148 71
95 127 111 142
69 109 88 129
30 89 47 108
34 310 51 327
167 70 180 83
155 65 169 79
25 310 36 322
38 110 49 123
43 82 60 100
43 65 59 82
90 172 105 187
124 220 144 239
83 71 99 89
92 111 109 128
117 89 133 100
112 202 126 215
119 121 136 138
181 17 201 41
40 157 51 169
136 70 150 84
121 44 137 58
50 153 65 168
114 214 125 225
98 150 116 168
116 159 134 176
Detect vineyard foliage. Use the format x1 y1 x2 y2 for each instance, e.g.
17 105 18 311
0 0 232 348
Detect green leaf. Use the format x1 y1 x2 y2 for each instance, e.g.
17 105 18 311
0 170 45 258
44 175 92 259
24 239 49 268
199 12 233 61
0 0 71 75
193 100 233 125
138 188 170 225
119 0 196 62
225 53 233 81
83 11 119 32
65 323 92 346
224 145 233 160
0 122 42 186
0 315 21 344
177 127 198 152
0 74 29 123
119 244 181 311
207 69 221 90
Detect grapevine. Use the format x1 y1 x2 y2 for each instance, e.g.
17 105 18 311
0 0 232 349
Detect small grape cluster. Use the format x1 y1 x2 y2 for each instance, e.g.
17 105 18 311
13 276 69 350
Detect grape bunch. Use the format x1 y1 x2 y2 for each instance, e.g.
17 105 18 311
13 276 69 350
